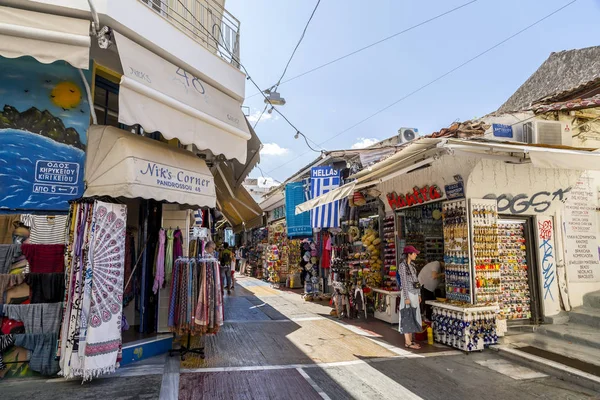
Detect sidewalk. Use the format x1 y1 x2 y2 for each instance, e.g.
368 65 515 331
1 275 597 400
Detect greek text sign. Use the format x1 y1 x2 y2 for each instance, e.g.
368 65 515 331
387 185 444 210
564 174 600 282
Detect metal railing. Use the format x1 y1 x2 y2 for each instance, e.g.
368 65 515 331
139 0 241 68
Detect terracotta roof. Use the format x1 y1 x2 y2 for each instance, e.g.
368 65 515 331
497 46 600 113
531 94 600 113
428 120 490 138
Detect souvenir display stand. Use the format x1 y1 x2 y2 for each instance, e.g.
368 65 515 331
442 200 472 302
382 215 397 290
372 288 401 324
428 301 499 352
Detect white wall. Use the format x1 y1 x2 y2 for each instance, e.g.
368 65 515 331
10 0 246 100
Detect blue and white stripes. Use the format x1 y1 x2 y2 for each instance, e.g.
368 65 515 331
310 167 340 228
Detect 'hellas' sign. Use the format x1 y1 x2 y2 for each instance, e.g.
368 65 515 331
387 185 444 210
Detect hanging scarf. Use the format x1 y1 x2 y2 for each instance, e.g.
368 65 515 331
164 229 174 284
152 229 166 294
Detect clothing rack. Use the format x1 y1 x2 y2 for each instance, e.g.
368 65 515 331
167 256 222 361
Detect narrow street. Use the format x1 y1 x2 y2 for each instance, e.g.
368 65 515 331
2 275 597 400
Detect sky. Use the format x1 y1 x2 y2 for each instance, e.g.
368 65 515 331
226 0 600 182
0 56 91 141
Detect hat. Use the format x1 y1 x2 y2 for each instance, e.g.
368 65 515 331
402 245 420 254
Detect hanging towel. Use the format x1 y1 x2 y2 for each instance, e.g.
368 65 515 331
21 244 65 273
0 245 21 274
20 215 68 245
24 273 65 304
0 333 15 370
3 303 62 334
14 333 59 376
0 274 26 304
152 229 166 294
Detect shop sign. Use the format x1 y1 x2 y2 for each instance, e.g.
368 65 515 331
444 181 465 200
387 185 444 210
563 174 600 282
492 123 513 138
136 160 214 196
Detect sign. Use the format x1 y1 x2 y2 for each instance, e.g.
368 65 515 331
136 159 214 197
536 216 561 316
387 185 444 210
564 173 600 282
285 182 312 237
492 124 513 138
0 56 89 211
310 167 341 228
444 181 465 200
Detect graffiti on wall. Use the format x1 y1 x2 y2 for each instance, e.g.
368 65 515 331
483 187 571 214
0 56 90 212
538 220 555 301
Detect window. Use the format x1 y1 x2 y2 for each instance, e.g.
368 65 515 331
93 75 142 134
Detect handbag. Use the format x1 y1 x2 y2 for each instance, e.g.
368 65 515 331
399 305 421 334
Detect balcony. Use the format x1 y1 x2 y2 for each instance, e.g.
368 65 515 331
140 0 241 68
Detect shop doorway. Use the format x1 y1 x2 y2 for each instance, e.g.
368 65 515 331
497 216 542 324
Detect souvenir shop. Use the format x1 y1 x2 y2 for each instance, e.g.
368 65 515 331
297 139 600 352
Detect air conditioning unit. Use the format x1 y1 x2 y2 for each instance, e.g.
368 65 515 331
522 120 572 146
398 127 419 143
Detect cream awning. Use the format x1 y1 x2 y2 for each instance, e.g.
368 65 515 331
0 5 91 69
113 32 251 164
84 125 216 208
214 163 263 233
530 151 600 170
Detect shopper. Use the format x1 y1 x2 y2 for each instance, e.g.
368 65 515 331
239 245 248 275
219 243 233 295
419 261 445 320
204 241 216 257
398 245 422 349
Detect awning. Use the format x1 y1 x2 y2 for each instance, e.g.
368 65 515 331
113 32 251 164
84 125 216 208
529 151 600 171
230 119 262 187
0 5 91 69
214 163 263 232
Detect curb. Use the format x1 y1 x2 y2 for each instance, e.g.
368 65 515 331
491 345 600 392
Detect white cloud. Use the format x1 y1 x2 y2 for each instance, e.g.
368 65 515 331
247 108 279 123
260 143 289 156
352 137 379 149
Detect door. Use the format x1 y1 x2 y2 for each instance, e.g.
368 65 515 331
497 216 542 323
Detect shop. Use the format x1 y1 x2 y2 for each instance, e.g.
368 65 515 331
297 136 600 351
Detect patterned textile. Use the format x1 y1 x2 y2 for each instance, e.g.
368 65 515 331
14 333 59 375
24 273 64 304
0 244 21 274
0 333 15 370
193 260 223 334
3 303 62 334
21 244 65 273
165 229 174 283
81 201 126 380
152 229 166 294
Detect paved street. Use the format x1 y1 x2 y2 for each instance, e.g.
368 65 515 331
1 275 598 399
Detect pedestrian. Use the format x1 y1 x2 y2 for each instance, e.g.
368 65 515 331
219 243 233 295
239 245 248 276
397 245 422 349
230 246 236 290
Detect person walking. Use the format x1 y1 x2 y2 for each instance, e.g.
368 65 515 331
239 245 248 276
397 245 422 349
219 243 233 295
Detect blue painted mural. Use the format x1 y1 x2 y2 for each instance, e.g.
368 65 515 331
0 56 90 212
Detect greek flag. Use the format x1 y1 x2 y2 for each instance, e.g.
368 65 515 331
310 166 340 228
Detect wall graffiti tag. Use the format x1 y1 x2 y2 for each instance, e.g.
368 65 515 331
538 220 555 301
483 187 571 214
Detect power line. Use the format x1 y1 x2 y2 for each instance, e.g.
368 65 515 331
273 0 321 90
265 0 578 177
247 0 478 99
252 104 269 129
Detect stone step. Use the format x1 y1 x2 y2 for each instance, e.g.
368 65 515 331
583 290 600 310
537 323 600 350
569 307 600 329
